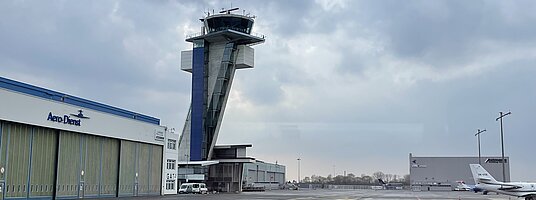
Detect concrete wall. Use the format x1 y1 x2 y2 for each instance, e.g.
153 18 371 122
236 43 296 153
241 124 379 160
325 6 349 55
235 45 254 69
180 50 193 72
177 108 191 162
181 44 254 71
178 41 241 161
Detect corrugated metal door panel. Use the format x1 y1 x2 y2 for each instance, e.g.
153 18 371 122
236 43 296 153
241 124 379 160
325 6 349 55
80 133 87 197
0 121 2 200
5 123 31 198
84 135 100 197
100 138 119 196
118 140 135 196
29 127 56 198
56 131 81 198
0 122 7 181
149 145 162 194
137 143 149 195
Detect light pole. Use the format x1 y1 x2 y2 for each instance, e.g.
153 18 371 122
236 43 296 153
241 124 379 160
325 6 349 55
297 158 301 183
496 111 511 182
333 165 336 177
184 154 190 183
269 164 272 190
275 161 279 184
475 129 486 165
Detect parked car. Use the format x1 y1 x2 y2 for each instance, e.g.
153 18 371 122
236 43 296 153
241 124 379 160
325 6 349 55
178 183 208 194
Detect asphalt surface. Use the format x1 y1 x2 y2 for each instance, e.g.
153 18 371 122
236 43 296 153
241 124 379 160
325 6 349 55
96 189 516 200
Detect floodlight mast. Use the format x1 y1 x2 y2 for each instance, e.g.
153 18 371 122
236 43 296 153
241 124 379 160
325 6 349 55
475 129 486 165
496 111 511 182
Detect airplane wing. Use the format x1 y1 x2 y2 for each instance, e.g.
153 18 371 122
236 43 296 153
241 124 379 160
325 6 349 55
480 180 523 190
497 184 523 190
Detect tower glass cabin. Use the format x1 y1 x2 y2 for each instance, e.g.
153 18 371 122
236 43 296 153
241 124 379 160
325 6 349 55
205 15 253 34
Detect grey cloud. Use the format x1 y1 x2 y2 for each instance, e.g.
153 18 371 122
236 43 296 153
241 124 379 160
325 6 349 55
0 0 194 119
235 71 284 106
354 0 536 67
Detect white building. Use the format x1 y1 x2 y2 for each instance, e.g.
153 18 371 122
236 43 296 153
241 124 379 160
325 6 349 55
163 129 180 194
0 76 177 199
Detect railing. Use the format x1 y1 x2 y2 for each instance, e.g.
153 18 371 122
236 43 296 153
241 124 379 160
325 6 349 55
185 32 203 39
185 30 266 40
251 32 266 39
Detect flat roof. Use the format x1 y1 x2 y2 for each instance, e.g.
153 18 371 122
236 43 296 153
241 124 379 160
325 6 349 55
178 160 219 166
0 76 160 125
410 156 509 158
214 144 253 149
186 29 265 45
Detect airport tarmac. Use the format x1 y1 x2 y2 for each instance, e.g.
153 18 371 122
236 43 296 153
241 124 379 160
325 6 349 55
99 189 515 200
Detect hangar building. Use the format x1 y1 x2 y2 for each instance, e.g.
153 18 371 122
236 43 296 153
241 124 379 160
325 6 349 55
243 161 286 189
409 153 510 191
0 76 179 199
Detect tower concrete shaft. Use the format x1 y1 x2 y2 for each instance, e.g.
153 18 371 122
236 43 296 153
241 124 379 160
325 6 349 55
179 9 265 161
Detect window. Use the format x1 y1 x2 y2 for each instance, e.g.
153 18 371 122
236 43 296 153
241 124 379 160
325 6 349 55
167 159 176 170
167 139 176 150
193 39 204 48
165 180 175 190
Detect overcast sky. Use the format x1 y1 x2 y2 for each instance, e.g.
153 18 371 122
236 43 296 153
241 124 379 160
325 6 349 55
1 0 536 181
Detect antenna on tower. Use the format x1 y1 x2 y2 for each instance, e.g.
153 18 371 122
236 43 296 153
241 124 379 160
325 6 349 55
219 7 239 14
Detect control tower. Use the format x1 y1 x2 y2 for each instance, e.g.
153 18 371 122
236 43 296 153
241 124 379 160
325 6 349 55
179 8 265 162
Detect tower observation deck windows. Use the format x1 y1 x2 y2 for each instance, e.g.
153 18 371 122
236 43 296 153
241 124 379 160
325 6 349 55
206 16 253 34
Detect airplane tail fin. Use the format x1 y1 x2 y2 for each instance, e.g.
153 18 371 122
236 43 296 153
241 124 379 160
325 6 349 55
378 179 386 185
469 164 498 184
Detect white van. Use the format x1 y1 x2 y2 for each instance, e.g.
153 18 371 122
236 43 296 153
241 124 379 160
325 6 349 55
178 183 208 194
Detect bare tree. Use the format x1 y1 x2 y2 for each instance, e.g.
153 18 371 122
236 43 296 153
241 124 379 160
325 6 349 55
402 174 410 185
385 174 393 182
361 175 373 184
372 171 385 181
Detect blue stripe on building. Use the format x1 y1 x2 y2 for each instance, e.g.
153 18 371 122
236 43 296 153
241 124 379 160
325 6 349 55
0 76 160 125
190 46 205 161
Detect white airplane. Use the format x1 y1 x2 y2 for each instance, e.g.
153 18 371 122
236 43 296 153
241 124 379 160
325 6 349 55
454 180 472 191
470 164 536 200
